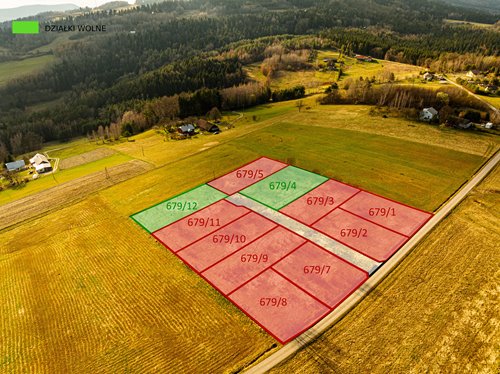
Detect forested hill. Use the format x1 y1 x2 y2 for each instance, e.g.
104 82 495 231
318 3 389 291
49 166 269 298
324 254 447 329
440 0 500 12
0 0 498 158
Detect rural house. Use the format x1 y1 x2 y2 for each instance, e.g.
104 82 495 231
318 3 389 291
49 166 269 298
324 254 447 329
355 54 373 62
5 160 26 172
29 153 52 173
177 124 196 136
423 72 434 81
197 119 220 133
419 107 439 122
485 85 498 93
466 70 483 79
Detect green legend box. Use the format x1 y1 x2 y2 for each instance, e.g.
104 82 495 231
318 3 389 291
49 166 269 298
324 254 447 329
12 21 40 34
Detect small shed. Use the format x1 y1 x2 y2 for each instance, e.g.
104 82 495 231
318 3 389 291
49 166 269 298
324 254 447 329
420 107 439 122
355 54 373 62
423 72 434 81
177 124 195 136
455 118 472 129
35 163 53 173
485 122 493 129
5 160 25 172
197 119 220 133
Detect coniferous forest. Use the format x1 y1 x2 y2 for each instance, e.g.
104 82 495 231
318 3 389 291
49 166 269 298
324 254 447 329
0 0 498 158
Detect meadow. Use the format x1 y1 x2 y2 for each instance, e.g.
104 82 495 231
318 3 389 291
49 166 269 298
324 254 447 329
270 165 500 374
0 54 54 87
244 50 422 93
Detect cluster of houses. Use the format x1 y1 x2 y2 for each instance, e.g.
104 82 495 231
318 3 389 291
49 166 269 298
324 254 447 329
177 119 220 137
422 72 447 83
4 153 52 174
419 107 493 129
464 70 498 93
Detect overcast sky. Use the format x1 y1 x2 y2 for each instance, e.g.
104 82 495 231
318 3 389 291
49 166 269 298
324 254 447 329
0 0 135 9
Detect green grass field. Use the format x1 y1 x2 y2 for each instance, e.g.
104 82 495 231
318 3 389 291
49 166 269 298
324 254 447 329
482 95 500 109
0 54 55 86
240 166 327 210
245 49 422 92
131 184 227 232
226 122 486 211
0 152 132 205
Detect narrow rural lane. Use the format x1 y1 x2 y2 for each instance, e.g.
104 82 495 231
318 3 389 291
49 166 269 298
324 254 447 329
243 150 500 374
445 78 499 113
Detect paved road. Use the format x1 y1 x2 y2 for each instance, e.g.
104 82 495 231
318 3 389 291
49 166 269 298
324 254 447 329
243 151 500 374
445 78 499 114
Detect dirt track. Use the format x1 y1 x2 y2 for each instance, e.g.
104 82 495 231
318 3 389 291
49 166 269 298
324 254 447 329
59 148 116 170
0 160 153 232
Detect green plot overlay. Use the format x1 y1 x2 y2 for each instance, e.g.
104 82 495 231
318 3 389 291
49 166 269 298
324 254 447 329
240 166 327 210
131 184 227 232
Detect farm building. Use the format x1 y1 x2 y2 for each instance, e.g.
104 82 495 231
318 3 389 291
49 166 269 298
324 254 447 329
485 85 498 93
456 119 472 129
466 70 483 79
420 107 439 122
5 160 26 172
29 153 52 173
355 54 373 62
423 72 434 81
446 117 472 129
197 119 220 133
177 124 196 136
485 122 493 129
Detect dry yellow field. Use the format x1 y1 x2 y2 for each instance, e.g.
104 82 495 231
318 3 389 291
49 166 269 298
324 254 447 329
0 194 275 373
59 148 117 170
270 165 500 374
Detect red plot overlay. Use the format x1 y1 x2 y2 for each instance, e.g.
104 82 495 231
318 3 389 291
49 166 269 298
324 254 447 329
177 212 276 272
273 242 368 308
152 200 249 252
313 208 408 262
202 226 306 295
279 179 360 225
133 157 434 345
207 157 287 195
228 269 331 344
340 191 432 237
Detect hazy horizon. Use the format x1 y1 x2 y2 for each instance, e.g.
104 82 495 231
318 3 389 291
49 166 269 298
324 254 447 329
0 0 135 10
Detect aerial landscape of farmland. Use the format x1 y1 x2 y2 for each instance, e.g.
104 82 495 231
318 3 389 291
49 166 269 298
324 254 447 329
0 0 499 372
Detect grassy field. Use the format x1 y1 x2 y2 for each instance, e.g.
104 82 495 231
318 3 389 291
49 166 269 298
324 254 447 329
444 18 498 29
270 165 500 374
482 95 500 110
0 98 497 372
0 54 55 87
0 195 275 373
245 50 422 92
0 153 132 205
0 102 294 205
226 122 486 211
